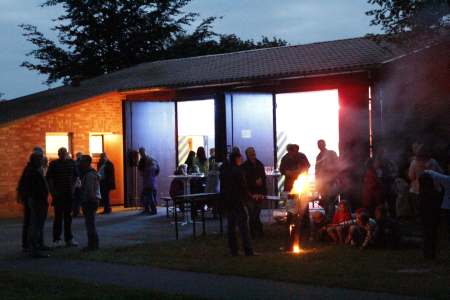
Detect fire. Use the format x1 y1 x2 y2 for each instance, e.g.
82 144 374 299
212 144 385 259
290 173 311 196
292 243 301 254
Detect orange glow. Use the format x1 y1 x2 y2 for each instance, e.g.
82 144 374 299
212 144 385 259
292 243 301 254
291 173 312 196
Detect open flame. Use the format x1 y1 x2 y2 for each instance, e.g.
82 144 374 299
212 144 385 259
292 243 301 254
290 173 311 196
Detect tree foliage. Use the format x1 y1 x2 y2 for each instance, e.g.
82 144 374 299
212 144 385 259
366 0 450 36
20 0 287 85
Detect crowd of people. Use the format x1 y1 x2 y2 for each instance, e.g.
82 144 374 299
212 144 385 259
17 147 115 258
17 139 450 260
215 140 450 259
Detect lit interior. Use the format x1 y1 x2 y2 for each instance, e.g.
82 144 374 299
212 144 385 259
45 133 70 158
276 90 340 175
177 99 215 164
89 135 104 155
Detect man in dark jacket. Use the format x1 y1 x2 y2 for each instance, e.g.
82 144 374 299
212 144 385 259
97 153 115 214
20 152 50 258
18 147 47 252
242 147 267 238
280 144 310 192
222 151 254 256
46 147 78 247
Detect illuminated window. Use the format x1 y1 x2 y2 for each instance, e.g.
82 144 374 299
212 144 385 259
89 135 104 156
45 133 71 158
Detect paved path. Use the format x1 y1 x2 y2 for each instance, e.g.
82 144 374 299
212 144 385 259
0 258 423 300
0 207 222 258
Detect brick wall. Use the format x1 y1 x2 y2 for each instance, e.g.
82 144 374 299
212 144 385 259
0 92 124 217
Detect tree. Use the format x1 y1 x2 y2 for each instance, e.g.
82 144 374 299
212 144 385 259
366 0 450 37
21 1 286 85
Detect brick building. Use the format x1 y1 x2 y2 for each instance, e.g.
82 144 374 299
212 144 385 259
1 35 449 217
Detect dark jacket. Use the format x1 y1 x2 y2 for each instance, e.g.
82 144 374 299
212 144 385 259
222 163 251 211
279 152 310 191
242 159 267 195
98 159 116 190
46 158 76 200
18 164 49 207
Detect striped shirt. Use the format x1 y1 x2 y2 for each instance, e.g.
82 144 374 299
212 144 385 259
46 158 76 197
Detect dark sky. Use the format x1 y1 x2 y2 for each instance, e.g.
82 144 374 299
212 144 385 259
0 0 381 99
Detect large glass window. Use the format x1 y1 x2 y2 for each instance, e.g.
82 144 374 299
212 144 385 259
230 93 274 167
125 102 176 202
45 132 72 159
177 100 215 165
276 90 340 175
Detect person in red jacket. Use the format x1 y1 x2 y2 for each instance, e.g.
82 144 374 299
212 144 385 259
326 200 352 244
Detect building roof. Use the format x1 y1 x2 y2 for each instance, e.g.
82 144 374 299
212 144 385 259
0 36 413 124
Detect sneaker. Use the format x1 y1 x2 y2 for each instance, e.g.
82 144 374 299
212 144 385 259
66 239 79 247
53 240 64 248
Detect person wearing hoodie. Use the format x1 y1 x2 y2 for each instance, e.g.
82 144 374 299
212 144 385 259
79 155 101 251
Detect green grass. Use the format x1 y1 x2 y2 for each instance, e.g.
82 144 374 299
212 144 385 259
58 224 450 299
0 270 201 300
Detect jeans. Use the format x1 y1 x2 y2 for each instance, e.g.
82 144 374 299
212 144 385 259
82 202 99 249
22 204 30 248
227 206 253 256
53 201 73 242
141 188 157 213
100 181 111 213
246 201 263 239
29 203 48 255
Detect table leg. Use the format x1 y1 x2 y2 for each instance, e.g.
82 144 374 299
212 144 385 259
174 201 179 240
201 203 206 236
191 202 196 239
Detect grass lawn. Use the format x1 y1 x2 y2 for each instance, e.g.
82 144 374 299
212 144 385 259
0 270 200 300
59 224 450 299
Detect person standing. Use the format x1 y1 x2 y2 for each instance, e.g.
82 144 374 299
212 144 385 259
97 153 116 214
223 151 254 256
79 155 101 251
208 148 216 171
72 152 83 217
138 147 160 215
242 147 267 238
46 147 78 247
18 152 50 257
408 145 443 216
280 144 310 192
315 139 339 221
418 173 442 259
17 147 47 252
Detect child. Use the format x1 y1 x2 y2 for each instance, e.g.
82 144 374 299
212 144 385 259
169 165 186 212
374 205 401 248
326 200 352 244
346 210 377 250
310 211 327 242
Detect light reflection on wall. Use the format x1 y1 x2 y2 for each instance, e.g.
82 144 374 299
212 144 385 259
276 90 340 175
